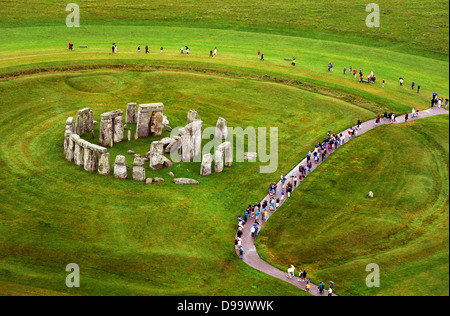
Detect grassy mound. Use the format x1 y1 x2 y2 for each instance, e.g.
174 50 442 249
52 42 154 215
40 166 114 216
257 115 449 296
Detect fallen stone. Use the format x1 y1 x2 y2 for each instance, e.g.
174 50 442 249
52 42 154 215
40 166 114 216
173 178 199 185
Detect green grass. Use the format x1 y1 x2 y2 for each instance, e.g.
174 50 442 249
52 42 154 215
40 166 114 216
0 70 375 295
0 0 448 296
257 115 449 296
0 0 448 59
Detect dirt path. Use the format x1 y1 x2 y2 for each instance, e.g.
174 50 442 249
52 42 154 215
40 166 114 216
236 106 449 297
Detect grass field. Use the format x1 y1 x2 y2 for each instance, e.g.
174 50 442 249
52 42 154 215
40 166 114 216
258 115 449 296
0 0 448 296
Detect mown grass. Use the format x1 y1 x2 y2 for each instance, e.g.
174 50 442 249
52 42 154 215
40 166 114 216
257 115 449 296
0 0 448 296
0 70 375 295
0 0 448 59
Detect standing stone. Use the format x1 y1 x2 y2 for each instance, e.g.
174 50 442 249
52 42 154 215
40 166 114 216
113 155 128 179
66 132 75 161
215 117 228 140
126 102 138 124
113 115 124 143
190 120 203 158
149 141 165 170
187 110 198 124
84 144 99 172
132 155 146 181
99 115 113 147
200 153 213 176
84 109 94 133
127 130 131 142
220 141 233 167
65 117 75 133
178 127 192 162
136 108 151 138
73 136 84 166
98 152 110 176
214 149 224 173
75 112 84 136
150 111 164 136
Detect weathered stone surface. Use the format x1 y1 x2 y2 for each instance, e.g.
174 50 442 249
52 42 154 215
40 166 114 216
136 108 151 138
84 109 94 133
113 155 128 179
165 136 182 153
75 112 84 136
163 115 169 125
99 116 113 147
75 108 91 136
98 152 110 175
173 178 199 185
169 172 175 177
84 144 98 172
149 141 165 170
150 111 164 136
113 115 124 143
160 137 174 147
126 102 137 124
368 191 374 199
152 177 165 183
65 131 74 161
162 156 174 168
127 130 131 142
139 103 164 112
145 178 153 185
187 110 198 124
65 117 75 133
215 117 228 140
200 153 213 176
73 135 84 166
178 127 192 162
132 156 146 181
214 149 224 173
190 120 203 158
222 141 233 167
127 150 135 155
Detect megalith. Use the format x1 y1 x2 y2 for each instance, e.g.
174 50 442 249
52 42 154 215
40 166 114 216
113 155 128 179
215 117 228 140
132 155 146 181
200 153 213 176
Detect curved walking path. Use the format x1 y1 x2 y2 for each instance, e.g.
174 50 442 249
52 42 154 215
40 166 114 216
236 106 449 296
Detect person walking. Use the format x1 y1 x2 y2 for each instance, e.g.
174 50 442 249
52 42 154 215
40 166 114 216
145 45 149 53
417 85 420 93
412 81 415 90
292 58 296 66
239 246 245 259
287 265 295 279
357 119 362 129
412 107 416 118
319 282 325 294
258 50 260 59
260 54 264 61
405 113 409 122
297 270 303 282
328 287 333 296
214 47 217 56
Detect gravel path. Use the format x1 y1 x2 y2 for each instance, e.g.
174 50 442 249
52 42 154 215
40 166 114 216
236 106 449 297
